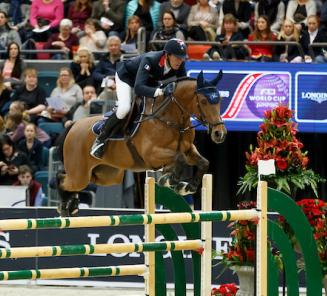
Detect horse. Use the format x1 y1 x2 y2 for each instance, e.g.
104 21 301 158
56 71 227 216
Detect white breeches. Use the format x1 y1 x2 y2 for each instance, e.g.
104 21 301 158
115 72 133 119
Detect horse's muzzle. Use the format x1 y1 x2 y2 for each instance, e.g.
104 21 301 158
211 125 227 144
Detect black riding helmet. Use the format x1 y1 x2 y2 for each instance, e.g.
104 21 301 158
164 38 188 59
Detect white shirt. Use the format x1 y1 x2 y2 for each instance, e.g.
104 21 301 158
309 29 318 44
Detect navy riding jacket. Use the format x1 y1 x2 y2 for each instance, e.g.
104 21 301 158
116 51 186 98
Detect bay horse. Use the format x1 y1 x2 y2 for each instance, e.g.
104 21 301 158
57 71 227 216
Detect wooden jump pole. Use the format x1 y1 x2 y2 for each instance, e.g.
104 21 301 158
0 265 147 281
0 210 259 231
0 240 203 260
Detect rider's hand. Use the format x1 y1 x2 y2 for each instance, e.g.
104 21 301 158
163 82 175 97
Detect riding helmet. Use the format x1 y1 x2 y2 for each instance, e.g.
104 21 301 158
164 38 188 59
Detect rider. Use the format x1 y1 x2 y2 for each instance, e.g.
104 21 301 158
90 38 188 159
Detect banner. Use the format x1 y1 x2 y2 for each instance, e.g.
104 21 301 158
186 61 327 133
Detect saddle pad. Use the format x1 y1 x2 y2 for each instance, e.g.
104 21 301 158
91 100 145 140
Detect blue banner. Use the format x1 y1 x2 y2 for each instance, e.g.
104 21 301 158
186 61 327 133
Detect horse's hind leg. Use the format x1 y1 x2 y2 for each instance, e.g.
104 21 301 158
57 170 91 217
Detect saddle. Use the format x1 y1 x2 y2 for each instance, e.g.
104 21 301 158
92 96 146 140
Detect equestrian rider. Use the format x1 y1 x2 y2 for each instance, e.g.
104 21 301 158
90 38 188 159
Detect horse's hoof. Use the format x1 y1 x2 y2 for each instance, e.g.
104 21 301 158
67 197 79 216
174 182 197 196
158 173 172 187
57 204 69 217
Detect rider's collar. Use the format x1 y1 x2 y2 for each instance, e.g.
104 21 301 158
164 57 171 75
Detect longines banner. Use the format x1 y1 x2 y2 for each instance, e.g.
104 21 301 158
186 62 327 133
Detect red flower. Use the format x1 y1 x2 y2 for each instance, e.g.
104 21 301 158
276 158 288 171
246 249 255 262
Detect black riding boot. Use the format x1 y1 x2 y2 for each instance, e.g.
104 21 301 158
90 113 122 159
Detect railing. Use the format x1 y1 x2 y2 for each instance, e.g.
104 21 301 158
0 49 69 59
149 40 306 61
308 42 327 59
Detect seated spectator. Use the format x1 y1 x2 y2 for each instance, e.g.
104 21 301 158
0 134 30 185
44 18 79 59
246 15 277 62
218 0 252 38
121 15 141 53
67 0 92 35
11 68 47 123
125 0 161 41
254 0 285 33
8 0 31 31
187 0 218 41
151 10 185 50
159 0 191 37
79 18 107 52
0 42 26 91
5 101 51 147
91 0 126 35
0 72 12 116
92 35 122 92
203 13 248 60
300 15 327 63
286 0 316 31
41 67 83 122
29 0 64 42
0 10 22 49
13 165 43 206
70 47 95 88
17 123 44 172
276 19 303 63
63 84 97 127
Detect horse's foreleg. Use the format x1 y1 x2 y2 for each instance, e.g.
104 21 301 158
176 144 209 195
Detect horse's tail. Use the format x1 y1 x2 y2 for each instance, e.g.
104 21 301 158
55 123 75 163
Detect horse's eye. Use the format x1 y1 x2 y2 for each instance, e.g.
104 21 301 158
201 98 208 105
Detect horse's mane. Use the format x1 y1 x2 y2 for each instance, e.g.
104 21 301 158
175 76 196 83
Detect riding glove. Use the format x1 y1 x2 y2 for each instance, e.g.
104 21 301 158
163 82 175 97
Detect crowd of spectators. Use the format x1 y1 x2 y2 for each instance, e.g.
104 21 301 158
0 0 326 206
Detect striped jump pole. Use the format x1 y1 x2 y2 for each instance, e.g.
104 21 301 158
0 264 147 281
0 210 259 231
0 240 203 260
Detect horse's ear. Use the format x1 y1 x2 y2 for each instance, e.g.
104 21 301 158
210 70 223 86
197 71 204 89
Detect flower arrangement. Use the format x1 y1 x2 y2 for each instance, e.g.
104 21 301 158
237 105 325 197
279 198 327 275
218 201 257 268
211 283 239 295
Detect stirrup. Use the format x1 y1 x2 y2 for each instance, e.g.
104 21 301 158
90 141 105 159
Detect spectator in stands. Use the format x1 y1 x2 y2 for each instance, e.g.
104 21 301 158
70 47 95 88
0 10 22 49
300 15 327 63
321 0 327 33
17 123 44 172
203 14 248 60
44 18 79 59
0 72 12 116
29 0 64 41
63 84 97 127
1 42 25 91
67 0 92 34
91 0 126 35
11 68 47 123
276 19 303 62
254 0 285 33
8 1 31 33
151 10 185 50
159 0 191 37
286 0 316 31
0 134 30 185
218 0 252 38
79 18 107 52
5 100 51 147
92 35 122 92
187 0 219 41
246 15 277 61
121 15 141 53
125 0 161 41
14 165 43 206
41 67 83 122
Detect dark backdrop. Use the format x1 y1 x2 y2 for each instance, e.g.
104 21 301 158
194 130 327 210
